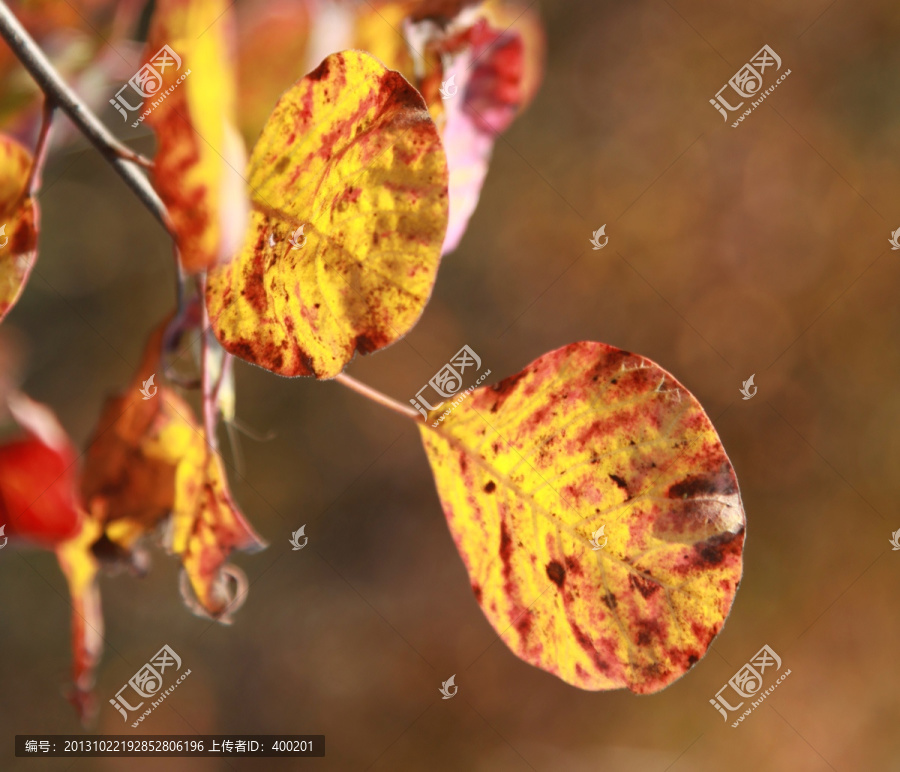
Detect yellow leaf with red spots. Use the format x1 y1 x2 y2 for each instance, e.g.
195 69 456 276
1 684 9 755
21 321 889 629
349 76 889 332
419 341 745 693
206 50 449 379
0 135 37 321
146 0 248 274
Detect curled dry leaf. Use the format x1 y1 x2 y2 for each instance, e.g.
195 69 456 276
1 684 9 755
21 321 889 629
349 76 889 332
146 0 248 274
81 325 266 619
0 135 37 322
207 50 449 378
419 341 745 693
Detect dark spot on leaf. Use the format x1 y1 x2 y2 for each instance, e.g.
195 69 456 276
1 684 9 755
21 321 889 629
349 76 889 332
472 583 482 603
570 621 610 672
274 156 289 175
499 520 513 582
489 371 526 413
608 473 628 491
546 560 565 588
694 528 744 567
483 481 496 493
307 58 330 81
667 465 737 499
629 573 660 599
634 618 662 646
354 332 389 355
564 555 582 575
514 611 533 638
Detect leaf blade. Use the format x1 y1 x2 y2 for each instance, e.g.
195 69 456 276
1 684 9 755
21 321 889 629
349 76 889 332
419 341 745 693
207 50 449 378
0 135 37 321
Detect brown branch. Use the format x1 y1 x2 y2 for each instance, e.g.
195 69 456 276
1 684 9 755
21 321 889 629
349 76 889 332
26 100 54 195
0 1 170 229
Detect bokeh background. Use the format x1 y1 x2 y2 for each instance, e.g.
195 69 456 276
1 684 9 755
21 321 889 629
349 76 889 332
2 0 900 769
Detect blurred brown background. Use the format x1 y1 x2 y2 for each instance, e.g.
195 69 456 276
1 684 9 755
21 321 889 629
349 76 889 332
2 0 900 769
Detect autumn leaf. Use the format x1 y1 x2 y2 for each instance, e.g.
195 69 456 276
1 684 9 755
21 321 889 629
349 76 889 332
419 341 745 693
0 134 37 322
146 0 248 274
206 50 449 379
0 391 82 545
81 324 266 619
413 7 543 254
0 387 97 721
55 516 103 722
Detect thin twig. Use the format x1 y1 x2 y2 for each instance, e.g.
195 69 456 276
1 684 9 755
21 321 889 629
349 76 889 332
334 373 423 422
0 1 170 230
26 99 55 195
198 276 219 451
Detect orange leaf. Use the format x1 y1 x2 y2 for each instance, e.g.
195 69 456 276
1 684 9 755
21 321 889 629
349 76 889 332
81 326 265 619
206 50 449 378
419 342 745 693
0 134 37 321
55 516 104 724
146 0 248 273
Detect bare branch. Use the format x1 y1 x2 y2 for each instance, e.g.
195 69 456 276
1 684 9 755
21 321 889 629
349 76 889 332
0 1 169 229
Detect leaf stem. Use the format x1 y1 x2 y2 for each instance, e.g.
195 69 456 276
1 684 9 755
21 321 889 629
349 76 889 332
26 99 55 195
0 1 170 229
334 373 423 423
198 276 219 450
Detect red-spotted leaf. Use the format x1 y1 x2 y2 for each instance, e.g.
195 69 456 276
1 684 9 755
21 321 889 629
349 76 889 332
419 341 745 693
206 50 449 379
415 9 542 254
146 0 248 274
0 135 37 321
